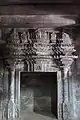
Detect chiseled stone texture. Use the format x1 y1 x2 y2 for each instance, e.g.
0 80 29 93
71 54 80 119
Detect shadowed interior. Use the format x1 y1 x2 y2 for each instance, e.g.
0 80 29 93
20 72 57 118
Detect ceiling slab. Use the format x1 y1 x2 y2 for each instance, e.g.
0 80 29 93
0 5 80 16
0 15 75 28
0 0 80 5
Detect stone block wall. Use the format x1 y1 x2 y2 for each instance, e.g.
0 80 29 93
20 87 52 113
34 87 51 112
20 88 34 113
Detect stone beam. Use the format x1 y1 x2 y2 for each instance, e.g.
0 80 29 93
0 15 75 28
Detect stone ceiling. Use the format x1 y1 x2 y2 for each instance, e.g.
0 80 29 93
0 2 79 58
0 5 80 16
0 0 80 4
0 15 75 28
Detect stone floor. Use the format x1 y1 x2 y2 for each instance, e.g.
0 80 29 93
0 112 57 120
20 111 57 120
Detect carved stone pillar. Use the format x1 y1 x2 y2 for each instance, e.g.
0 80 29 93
2 69 8 120
7 67 15 120
57 70 63 120
62 68 69 120
61 66 75 120
67 67 74 119
5 63 24 120
15 69 20 119
15 63 24 119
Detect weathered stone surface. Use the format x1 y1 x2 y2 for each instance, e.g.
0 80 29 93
0 24 78 120
20 88 34 112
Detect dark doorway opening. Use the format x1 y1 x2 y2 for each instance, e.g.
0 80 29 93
20 72 57 119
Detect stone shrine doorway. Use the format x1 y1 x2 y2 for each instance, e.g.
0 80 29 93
20 72 57 119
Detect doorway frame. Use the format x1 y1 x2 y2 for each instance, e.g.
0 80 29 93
17 69 63 120
20 72 58 117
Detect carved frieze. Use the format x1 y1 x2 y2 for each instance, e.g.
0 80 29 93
3 28 77 70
